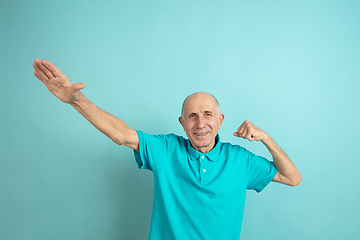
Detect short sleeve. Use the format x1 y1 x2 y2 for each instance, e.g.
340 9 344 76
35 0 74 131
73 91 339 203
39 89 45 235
133 130 173 172
246 152 278 193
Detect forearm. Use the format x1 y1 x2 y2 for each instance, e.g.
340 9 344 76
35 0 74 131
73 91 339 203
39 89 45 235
69 93 135 146
261 135 302 185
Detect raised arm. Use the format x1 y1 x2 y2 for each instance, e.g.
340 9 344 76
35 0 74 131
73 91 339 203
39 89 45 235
33 59 139 151
234 120 302 186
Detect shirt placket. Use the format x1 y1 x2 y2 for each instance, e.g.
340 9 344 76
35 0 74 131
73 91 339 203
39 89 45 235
199 155 209 184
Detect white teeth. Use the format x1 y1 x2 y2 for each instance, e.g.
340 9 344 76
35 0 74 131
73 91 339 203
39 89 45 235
195 133 208 136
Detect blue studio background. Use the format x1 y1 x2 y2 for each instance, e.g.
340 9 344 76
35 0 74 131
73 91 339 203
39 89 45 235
1 0 360 239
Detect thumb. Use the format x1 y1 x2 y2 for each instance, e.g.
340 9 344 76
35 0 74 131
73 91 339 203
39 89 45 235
72 82 86 92
233 132 240 137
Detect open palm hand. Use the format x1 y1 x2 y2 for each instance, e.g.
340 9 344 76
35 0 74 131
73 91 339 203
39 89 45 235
33 59 85 103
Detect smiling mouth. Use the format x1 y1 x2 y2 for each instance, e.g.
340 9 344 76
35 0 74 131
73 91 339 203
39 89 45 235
194 132 209 137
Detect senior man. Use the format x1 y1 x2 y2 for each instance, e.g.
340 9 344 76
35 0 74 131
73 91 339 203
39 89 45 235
33 59 301 240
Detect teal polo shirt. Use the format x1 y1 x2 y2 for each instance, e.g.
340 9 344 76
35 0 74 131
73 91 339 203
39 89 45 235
134 130 277 240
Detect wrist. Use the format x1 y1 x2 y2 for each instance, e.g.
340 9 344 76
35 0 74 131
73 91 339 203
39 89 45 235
70 93 88 110
260 133 272 145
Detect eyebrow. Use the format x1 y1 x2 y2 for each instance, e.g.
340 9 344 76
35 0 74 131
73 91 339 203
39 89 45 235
188 110 213 116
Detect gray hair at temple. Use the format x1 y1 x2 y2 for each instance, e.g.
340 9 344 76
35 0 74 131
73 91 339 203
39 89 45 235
181 92 221 118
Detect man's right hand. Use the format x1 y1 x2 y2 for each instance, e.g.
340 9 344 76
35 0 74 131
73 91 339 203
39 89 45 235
33 59 85 103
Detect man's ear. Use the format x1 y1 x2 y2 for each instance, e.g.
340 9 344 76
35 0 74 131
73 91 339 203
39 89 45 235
218 113 225 129
179 116 184 127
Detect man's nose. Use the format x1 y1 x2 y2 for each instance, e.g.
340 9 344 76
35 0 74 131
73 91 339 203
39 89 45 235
197 116 205 128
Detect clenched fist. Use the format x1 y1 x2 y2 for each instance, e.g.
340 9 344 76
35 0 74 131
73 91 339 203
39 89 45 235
233 120 269 142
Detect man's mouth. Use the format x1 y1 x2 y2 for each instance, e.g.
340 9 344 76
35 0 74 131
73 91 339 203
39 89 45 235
194 132 209 137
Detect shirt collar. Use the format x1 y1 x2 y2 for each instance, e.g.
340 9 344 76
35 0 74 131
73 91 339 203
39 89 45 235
186 134 221 162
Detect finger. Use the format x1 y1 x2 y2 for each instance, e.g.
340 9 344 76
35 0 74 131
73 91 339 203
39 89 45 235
33 61 50 81
243 128 250 140
41 60 62 78
246 124 257 141
40 60 56 78
236 127 242 138
242 122 249 135
35 59 55 79
243 120 251 125
34 59 52 79
72 82 86 92
238 121 247 132
236 126 244 138
33 70 43 81
245 132 255 141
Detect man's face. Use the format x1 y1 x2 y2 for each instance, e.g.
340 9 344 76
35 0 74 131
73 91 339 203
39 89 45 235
179 93 224 153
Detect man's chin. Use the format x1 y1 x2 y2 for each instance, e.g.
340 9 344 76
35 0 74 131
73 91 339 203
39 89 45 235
190 139 215 152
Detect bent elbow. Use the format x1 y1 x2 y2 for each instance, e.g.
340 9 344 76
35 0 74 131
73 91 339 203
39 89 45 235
112 129 138 150
113 139 124 146
109 132 126 146
290 173 302 187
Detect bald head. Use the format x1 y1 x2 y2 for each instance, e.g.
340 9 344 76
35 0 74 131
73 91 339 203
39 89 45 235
181 92 220 118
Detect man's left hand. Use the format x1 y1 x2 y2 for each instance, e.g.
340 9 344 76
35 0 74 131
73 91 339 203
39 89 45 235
233 120 268 142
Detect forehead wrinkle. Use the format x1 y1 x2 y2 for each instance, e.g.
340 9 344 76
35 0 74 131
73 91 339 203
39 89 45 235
185 104 214 116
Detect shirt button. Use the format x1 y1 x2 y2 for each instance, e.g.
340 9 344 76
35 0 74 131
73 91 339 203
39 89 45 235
201 156 205 159
203 169 206 172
